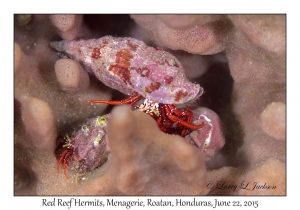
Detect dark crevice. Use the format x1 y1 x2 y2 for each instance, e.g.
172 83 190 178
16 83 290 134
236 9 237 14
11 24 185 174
196 61 245 168
84 14 136 38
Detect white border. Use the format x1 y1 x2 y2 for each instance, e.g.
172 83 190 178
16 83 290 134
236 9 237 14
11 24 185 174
5 0 297 208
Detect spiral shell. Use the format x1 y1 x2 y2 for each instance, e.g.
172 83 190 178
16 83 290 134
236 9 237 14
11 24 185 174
50 36 203 104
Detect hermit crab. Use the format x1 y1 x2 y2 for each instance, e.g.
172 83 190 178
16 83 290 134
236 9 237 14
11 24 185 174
52 36 221 178
56 115 110 178
89 94 205 136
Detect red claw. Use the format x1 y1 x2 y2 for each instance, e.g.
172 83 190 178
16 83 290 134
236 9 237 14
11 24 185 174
158 104 204 136
163 104 204 130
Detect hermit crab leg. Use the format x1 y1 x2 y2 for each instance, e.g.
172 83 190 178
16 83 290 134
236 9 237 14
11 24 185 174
63 150 73 179
163 104 205 130
88 94 143 106
57 149 69 172
166 104 193 117
167 115 205 130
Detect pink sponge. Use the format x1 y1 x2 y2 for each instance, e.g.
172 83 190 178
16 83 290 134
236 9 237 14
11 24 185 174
54 59 90 91
260 102 286 141
20 96 57 153
50 15 83 40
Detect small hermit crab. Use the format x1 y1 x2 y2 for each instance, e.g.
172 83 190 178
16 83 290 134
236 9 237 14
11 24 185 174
57 115 110 178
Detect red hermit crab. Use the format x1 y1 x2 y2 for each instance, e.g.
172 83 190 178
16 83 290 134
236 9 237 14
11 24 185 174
56 115 110 178
89 94 205 136
51 36 207 178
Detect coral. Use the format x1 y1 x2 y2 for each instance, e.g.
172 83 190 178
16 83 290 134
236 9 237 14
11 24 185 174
49 15 84 40
14 14 285 195
259 102 286 141
54 59 90 91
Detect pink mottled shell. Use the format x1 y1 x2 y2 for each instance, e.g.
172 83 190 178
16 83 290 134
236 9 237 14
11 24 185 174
50 36 203 104
184 107 225 159
67 114 110 172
